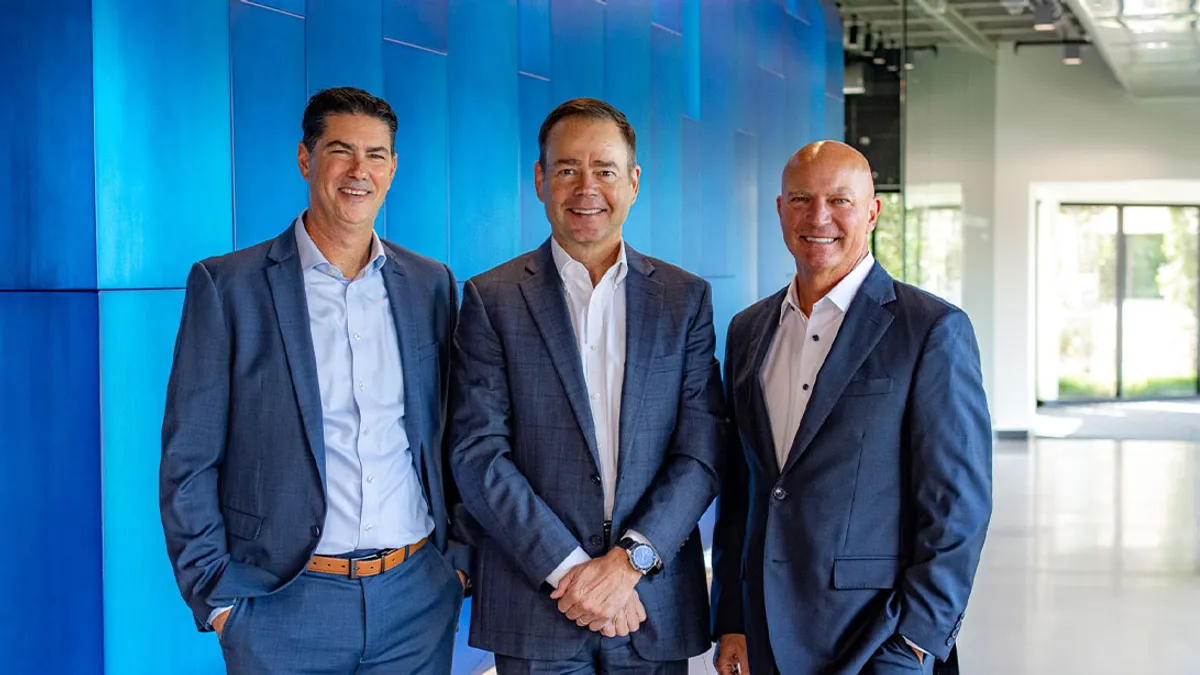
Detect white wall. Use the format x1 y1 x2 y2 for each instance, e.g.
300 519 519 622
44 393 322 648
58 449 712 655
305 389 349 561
992 47 1200 430
905 48 998 411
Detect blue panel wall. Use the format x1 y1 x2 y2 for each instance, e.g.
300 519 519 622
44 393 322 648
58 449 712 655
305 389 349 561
446 0 521 280
231 0 308 249
0 293 103 674
1 2 843 671
93 0 234 289
99 291 222 675
0 0 96 291
385 41 450 261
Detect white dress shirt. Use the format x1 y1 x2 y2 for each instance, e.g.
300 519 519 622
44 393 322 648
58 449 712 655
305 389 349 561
543 238 651 587
760 252 875 469
759 251 926 657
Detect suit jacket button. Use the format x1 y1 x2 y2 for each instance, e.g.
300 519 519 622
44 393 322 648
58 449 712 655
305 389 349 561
312 526 321 538
591 474 601 485
772 487 788 501
590 535 603 546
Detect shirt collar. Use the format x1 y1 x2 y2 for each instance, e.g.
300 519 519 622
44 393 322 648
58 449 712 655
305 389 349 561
294 210 387 277
550 236 628 287
778 251 876 324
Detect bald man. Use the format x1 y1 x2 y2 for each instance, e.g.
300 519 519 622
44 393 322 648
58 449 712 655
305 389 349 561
709 142 991 675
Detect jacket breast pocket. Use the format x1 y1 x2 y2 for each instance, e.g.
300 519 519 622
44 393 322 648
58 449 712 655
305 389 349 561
841 376 894 397
831 556 905 590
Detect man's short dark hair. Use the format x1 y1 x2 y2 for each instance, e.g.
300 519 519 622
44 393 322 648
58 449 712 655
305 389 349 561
301 87 398 153
537 98 637 173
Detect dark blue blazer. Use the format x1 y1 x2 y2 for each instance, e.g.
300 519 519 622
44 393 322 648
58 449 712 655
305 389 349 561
711 263 992 674
447 240 725 661
159 225 467 630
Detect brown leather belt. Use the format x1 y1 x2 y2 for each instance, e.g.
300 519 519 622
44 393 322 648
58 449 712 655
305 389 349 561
306 537 428 579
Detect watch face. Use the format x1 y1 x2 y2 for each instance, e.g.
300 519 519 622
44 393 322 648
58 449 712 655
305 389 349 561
631 545 656 570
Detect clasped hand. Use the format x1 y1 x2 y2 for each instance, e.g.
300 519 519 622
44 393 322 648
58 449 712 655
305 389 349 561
550 548 647 637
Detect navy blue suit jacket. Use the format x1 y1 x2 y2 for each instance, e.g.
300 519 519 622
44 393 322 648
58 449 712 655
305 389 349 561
160 225 467 630
711 263 992 674
447 240 725 661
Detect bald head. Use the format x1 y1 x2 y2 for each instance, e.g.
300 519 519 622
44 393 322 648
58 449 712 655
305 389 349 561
782 140 874 195
776 140 882 300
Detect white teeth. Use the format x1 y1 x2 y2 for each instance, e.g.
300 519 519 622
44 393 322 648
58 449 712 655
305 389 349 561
571 208 603 215
803 237 837 244
341 188 368 196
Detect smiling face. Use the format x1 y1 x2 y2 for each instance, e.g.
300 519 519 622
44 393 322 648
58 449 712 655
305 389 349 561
777 141 881 287
298 113 396 233
534 116 640 253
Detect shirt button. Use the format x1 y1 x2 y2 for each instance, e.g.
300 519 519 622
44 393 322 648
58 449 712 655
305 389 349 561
773 487 788 501
590 345 598 352
591 392 600 400
359 381 365 391
802 383 810 391
365 524 373 532
589 535 603 546
363 428 370 436
353 333 361 341
366 475 374 483
812 334 819 342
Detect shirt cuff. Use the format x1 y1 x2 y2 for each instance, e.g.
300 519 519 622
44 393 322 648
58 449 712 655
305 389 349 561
902 636 928 656
207 605 233 629
545 547 591 588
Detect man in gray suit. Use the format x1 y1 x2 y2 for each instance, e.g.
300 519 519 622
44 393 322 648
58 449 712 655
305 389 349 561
160 87 468 674
447 98 725 674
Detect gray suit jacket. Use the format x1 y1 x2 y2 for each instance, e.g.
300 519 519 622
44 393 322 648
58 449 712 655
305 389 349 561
159 225 467 629
447 240 725 661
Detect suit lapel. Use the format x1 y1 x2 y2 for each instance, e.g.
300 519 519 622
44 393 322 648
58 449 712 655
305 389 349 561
519 241 601 471
780 263 896 476
746 289 787 477
266 226 328 489
381 253 427 484
616 247 663 486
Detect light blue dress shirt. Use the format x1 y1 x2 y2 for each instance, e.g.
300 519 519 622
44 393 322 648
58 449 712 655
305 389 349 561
294 215 435 555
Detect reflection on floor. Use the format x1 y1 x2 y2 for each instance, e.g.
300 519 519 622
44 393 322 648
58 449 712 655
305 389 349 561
1036 399 1200 441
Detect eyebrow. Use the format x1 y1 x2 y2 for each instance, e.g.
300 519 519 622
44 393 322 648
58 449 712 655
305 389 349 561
325 140 390 155
553 158 619 169
787 188 856 197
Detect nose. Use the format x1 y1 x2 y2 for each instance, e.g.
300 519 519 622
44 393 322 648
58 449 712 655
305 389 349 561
348 156 369 180
574 170 599 196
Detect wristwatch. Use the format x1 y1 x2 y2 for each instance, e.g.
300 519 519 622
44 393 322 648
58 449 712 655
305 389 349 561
617 537 661 575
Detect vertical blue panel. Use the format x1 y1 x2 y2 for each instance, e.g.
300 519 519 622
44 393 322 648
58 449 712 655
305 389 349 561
447 1 520 279
306 0 385 94
384 42 449 261
734 131 760 303
519 74 552 251
758 70 793 297
551 0 605 103
383 0 447 52
604 0 654 254
93 0 233 289
734 0 759 135
699 0 736 278
652 0 682 32
680 117 704 273
682 0 701 119
306 0 387 236
231 1 307 249
0 0 96 290
826 94 845 142
783 13 815 148
101 291 225 675
0 293 102 673
519 0 550 78
803 1 828 143
649 26 683 265
821 0 845 141
758 0 785 75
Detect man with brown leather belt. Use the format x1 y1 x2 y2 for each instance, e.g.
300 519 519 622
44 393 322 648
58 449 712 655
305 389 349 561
160 87 469 673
